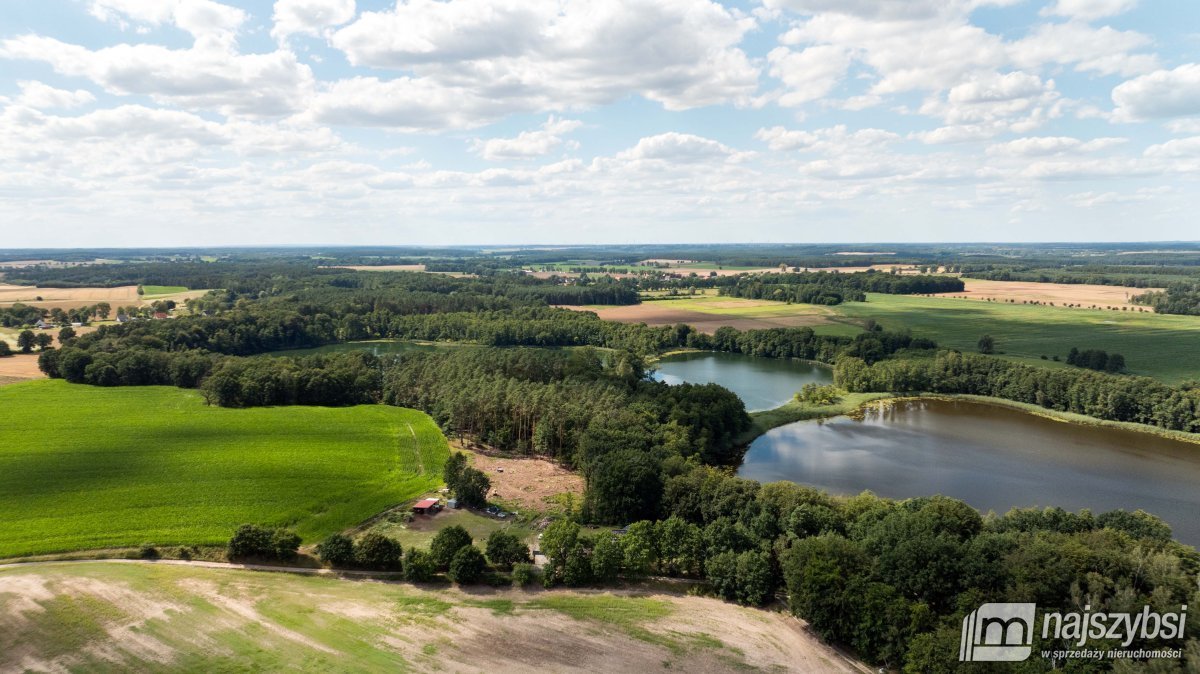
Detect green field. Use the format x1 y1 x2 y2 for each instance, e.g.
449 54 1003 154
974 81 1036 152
139 285 189 297
0 381 448 558
832 293 1200 384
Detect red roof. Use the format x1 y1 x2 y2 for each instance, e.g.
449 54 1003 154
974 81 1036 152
413 498 439 509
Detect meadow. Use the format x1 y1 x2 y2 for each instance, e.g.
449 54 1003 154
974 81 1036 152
139 285 189 297
0 381 448 558
833 293 1200 384
0 562 849 672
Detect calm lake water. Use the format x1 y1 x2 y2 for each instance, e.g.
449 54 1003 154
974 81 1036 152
651 351 833 412
739 399 1200 545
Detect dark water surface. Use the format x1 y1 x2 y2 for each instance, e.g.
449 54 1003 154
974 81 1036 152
650 351 833 412
739 399 1200 544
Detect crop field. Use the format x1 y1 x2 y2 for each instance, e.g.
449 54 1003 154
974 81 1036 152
579 295 862 336
0 283 207 310
139 285 189 297
0 381 448 558
0 562 859 673
936 278 1161 310
832 293 1200 384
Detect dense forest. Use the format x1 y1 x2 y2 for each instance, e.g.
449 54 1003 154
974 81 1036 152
717 271 964 303
535 465 1197 671
1133 283 1200 316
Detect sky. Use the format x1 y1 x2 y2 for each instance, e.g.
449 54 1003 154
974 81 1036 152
1 0 1199 247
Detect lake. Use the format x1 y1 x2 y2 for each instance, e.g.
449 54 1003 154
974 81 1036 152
651 351 833 412
739 398 1200 544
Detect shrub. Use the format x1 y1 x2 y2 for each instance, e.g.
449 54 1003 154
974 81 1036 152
316 533 355 567
403 548 437 582
430 525 473 569
271 529 301 561
447 545 487 584
138 543 159 560
354 533 402 570
485 530 530 569
511 562 537 587
227 524 275 559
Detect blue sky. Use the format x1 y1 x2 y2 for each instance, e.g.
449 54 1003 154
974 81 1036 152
1 0 1198 246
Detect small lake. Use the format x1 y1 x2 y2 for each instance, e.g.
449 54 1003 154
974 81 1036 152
650 351 833 412
739 399 1200 545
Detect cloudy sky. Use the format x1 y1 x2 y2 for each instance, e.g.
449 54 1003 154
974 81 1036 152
2 0 1199 247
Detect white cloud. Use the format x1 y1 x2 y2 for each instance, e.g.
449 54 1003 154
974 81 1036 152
616 133 741 163
1040 0 1138 21
89 0 247 44
0 35 314 117
472 116 582 160
1144 136 1200 158
271 0 357 43
1010 22 1157 77
767 45 850 106
14 81 95 110
755 125 899 152
1112 64 1200 121
987 136 1127 156
323 0 758 127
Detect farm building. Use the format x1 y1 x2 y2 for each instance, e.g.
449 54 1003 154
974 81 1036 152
412 498 441 515
35 319 54 329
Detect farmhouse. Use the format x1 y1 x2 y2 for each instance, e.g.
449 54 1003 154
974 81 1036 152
412 498 441 515
35 319 54 329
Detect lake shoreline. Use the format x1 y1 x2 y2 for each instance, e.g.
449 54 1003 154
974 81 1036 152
743 392 1200 448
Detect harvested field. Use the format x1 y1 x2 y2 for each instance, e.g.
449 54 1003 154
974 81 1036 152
453 441 584 511
0 284 207 311
329 264 426 272
0 562 865 673
936 278 1161 310
575 297 846 334
0 355 45 382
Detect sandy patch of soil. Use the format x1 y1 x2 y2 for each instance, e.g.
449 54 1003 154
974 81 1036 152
581 304 836 334
936 278 1161 309
451 440 584 510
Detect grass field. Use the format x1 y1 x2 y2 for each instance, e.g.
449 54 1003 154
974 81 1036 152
832 293 1200 384
139 285 189 297
0 562 854 672
0 381 448 558
366 508 534 551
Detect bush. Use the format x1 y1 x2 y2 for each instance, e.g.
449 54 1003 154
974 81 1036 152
511 562 537 587
138 543 159 560
403 548 437 582
354 533 402 570
271 529 302 561
316 533 355 567
485 530 530 569
430 525 473 569
447 545 487 584
227 524 276 559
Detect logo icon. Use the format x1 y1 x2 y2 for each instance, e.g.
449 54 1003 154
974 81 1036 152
960 603 1037 662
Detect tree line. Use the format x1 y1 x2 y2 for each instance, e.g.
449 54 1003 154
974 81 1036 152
835 350 1200 432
